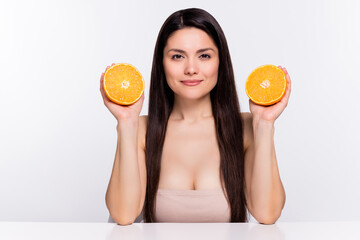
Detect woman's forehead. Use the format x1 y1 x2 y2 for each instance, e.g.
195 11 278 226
164 27 218 52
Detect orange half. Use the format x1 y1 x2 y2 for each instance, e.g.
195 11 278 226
245 65 287 106
103 63 144 105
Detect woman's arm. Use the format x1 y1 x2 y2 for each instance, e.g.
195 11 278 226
244 66 291 224
245 117 286 224
105 119 143 225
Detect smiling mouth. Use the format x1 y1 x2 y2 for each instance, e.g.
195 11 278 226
181 80 203 83
181 80 203 86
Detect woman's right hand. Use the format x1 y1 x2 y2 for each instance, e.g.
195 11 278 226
100 64 145 121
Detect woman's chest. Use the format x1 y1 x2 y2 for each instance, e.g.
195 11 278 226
158 120 221 190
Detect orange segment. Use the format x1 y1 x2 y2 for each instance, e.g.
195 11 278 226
103 63 144 105
245 65 287 106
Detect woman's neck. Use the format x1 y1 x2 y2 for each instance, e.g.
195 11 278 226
169 94 213 123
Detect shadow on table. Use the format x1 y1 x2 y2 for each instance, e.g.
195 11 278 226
106 222 285 240
106 224 144 240
245 224 285 240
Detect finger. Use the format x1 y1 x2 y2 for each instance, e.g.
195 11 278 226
283 67 291 94
280 68 291 104
105 64 114 71
282 66 289 76
100 82 106 99
100 73 108 101
103 64 115 76
278 66 291 90
100 72 104 89
278 65 291 94
100 87 111 104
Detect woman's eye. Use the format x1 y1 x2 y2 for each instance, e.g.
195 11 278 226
171 54 183 60
200 54 211 59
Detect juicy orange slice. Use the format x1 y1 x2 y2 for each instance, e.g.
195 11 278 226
245 65 286 106
103 63 144 105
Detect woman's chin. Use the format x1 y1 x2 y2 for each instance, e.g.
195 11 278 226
174 92 210 101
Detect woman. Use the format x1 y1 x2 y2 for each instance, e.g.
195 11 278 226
100 8 291 225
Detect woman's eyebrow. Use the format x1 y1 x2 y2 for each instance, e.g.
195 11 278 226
197 48 215 53
167 48 216 54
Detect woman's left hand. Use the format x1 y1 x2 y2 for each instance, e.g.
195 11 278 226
249 66 292 123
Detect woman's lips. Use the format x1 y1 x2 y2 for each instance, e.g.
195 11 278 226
181 80 203 86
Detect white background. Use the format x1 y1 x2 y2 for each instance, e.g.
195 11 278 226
1 0 359 222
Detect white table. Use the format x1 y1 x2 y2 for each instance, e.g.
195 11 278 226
1 222 359 240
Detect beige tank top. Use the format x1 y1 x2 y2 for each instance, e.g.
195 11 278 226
154 188 231 222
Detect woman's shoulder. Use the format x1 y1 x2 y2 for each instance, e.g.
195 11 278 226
138 115 148 135
240 112 252 122
240 112 254 151
138 115 148 150
139 115 148 125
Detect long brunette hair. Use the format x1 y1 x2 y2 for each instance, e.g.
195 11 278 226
144 8 248 222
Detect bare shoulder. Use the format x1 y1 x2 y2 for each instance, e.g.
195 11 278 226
240 112 254 151
138 115 148 151
139 115 148 126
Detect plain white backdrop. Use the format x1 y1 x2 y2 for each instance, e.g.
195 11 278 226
1 0 359 222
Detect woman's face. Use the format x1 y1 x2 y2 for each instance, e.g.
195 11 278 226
163 27 219 100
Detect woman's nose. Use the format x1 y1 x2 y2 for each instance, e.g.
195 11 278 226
184 59 198 75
